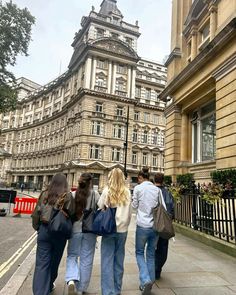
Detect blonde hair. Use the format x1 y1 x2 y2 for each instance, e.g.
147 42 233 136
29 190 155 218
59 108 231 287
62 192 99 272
107 168 128 206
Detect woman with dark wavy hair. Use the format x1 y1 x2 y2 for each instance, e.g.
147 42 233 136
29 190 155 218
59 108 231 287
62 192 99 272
65 173 100 295
32 173 74 295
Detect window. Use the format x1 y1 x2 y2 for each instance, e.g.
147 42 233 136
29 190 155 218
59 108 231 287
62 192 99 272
97 77 105 87
97 59 107 69
111 32 119 39
135 86 141 97
132 151 137 164
96 102 103 113
112 17 120 25
116 106 124 117
92 121 102 136
125 37 133 46
153 114 159 124
112 148 121 162
134 111 140 121
145 88 151 99
96 28 104 39
153 154 158 167
143 153 148 166
201 22 210 42
192 102 216 163
142 131 148 144
146 75 152 81
116 80 125 92
90 144 101 160
144 113 150 123
117 65 127 74
152 132 158 145
133 129 138 142
113 125 122 139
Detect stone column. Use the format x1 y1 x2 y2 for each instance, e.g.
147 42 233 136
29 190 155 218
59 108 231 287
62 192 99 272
111 63 117 95
131 67 136 99
84 57 92 89
91 57 97 90
107 61 112 93
127 66 132 98
191 30 198 60
210 5 217 41
180 112 188 162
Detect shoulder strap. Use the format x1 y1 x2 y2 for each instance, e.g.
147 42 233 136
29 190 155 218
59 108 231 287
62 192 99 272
90 190 96 210
159 188 167 210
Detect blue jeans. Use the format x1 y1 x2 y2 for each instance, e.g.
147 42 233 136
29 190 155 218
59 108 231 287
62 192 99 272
135 226 158 287
101 232 128 295
33 224 67 295
65 232 97 292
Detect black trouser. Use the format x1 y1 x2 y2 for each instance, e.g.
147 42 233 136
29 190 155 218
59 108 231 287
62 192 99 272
155 237 169 278
33 224 67 295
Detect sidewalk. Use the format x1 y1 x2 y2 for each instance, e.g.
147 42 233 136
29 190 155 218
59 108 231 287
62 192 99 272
17 216 236 295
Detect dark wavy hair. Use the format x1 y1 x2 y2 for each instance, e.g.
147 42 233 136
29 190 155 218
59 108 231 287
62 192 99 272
138 167 150 180
46 173 68 205
75 173 92 218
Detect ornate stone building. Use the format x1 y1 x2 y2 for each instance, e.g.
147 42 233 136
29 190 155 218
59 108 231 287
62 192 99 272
161 0 236 182
0 0 167 190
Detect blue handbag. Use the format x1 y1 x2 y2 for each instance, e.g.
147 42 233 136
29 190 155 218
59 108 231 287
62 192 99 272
92 207 117 236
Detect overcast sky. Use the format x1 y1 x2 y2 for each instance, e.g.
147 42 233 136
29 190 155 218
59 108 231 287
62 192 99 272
10 0 172 86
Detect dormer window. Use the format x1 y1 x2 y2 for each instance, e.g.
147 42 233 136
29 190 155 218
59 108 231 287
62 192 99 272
125 37 133 47
96 28 105 39
111 32 119 39
113 17 120 25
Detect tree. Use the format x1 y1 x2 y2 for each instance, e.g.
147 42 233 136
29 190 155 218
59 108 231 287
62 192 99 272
0 1 35 113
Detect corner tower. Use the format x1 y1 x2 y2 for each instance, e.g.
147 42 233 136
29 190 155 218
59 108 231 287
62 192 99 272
68 0 140 98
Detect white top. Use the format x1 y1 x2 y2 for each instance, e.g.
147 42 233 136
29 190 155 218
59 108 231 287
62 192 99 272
98 186 132 233
132 181 161 228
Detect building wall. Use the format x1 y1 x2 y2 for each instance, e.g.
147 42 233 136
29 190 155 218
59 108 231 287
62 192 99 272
162 0 236 182
216 67 236 170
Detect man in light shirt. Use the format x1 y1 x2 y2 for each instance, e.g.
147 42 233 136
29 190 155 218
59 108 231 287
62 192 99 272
132 167 161 295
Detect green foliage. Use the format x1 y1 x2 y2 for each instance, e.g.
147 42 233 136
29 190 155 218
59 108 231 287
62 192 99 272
211 169 236 188
176 173 194 186
0 1 35 113
200 182 223 205
164 175 172 186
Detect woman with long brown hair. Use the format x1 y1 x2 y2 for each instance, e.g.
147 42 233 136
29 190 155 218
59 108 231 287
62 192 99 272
98 168 132 295
32 173 74 295
65 173 100 295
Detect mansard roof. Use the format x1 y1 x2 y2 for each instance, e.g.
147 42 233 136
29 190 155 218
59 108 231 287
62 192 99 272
99 0 123 18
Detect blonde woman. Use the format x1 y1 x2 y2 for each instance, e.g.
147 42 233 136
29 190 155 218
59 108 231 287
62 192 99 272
98 168 132 295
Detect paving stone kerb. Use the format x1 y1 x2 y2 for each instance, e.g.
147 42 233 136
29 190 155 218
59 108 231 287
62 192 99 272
13 215 236 295
174 222 236 258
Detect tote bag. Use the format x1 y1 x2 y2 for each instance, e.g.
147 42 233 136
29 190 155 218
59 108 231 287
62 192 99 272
49 193 73 240
153 189 175 240
92 206 117 236
82 191 96 233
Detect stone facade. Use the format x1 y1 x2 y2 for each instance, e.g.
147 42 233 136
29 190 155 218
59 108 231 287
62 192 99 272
0 0 167 191
161 0 236 182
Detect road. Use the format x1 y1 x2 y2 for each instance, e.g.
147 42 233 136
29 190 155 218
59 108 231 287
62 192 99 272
0 214 36 291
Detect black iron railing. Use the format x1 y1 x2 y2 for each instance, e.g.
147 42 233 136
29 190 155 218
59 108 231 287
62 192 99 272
174 183 236 244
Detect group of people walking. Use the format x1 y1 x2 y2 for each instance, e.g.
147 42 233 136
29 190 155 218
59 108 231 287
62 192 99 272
32 167 174 295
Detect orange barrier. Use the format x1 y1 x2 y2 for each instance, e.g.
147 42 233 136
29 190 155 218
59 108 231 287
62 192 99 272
13 197 37 214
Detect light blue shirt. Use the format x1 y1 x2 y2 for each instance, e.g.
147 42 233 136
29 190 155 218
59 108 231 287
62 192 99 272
132 181 161 228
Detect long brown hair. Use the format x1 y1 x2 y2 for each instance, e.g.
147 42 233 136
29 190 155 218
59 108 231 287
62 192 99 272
46 173 68 205
75 173 92 218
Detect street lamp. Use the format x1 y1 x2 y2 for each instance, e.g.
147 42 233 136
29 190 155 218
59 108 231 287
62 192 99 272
124 106 129 179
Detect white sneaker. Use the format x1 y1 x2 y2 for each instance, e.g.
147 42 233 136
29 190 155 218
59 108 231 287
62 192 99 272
50 283 56 294
68 281 76 295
